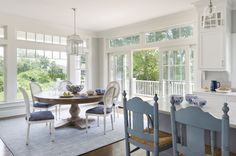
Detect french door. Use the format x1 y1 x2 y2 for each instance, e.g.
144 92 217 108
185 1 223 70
108 52 131 101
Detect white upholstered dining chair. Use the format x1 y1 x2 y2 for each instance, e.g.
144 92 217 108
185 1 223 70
99 81 120 121
30 82 58 119
86 87 115 135
19 87 55 145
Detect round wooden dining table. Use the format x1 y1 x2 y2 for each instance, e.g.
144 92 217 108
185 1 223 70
33 92 103 129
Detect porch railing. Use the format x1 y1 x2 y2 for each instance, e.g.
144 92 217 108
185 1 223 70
134 79 195 97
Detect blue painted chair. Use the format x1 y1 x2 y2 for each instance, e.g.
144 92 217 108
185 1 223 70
123 91 172 156
170 96 236 156
19 87 55 145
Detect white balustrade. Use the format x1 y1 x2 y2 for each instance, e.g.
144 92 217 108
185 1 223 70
134 80 195 97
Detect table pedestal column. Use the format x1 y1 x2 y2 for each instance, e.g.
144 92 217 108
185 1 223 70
55 104 95 129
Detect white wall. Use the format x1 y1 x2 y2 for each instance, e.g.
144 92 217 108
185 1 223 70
232 33 236 88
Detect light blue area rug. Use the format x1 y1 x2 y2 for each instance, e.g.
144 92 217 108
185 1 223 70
0 106 125 156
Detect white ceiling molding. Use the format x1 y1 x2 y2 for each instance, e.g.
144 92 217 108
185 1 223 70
0 0 198 31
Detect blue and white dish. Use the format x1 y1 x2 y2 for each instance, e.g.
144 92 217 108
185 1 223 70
95 88 106 95
170 95 183 105
192 98 207 107
185 94 198 104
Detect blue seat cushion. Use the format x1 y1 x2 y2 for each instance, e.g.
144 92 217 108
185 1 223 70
86 106 112 114
33 102 52 108
98 101 117 106
29 111 54 121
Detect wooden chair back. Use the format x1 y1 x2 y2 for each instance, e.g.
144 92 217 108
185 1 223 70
19 87 31 120
123 91 159 153
170 96 230 156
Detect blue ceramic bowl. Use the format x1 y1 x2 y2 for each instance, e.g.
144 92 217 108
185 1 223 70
66 84 84 94
170 95 184 105
95 88 106 95
185 94 198 104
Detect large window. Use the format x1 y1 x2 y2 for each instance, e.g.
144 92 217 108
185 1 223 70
109 35 140 48
0 47 4 102
16 48 67 99
145 25 193 43
75 55 87 90
162 47 195 96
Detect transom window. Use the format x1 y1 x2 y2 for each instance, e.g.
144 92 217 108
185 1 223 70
109 35 140 48
145 25 193 43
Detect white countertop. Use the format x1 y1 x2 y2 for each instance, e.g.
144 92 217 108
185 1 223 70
147 98 236 129
193 90 236 96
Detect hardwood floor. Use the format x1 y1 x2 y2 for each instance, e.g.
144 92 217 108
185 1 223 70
80 140 146 156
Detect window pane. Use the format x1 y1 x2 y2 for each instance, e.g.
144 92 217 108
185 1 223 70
60 37 67 45
17 49 67 99
36 50 44 58
26 32 35 41
0 47 4 101
175 66 185 80
45 35 52 44
109 35 140 48
163 66 168 80
60 52 67 60
45 50 52 58
175 50 185 65
27 49 35 58
162 52 168 65
16 31 26 40
53 36 60 44
36 33 44 43
53 51 60 59
0 27 4 38
181 26 193 38
17 48 26 57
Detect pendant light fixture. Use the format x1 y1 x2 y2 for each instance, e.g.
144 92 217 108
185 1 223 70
67 8 84 56
203 0 217 28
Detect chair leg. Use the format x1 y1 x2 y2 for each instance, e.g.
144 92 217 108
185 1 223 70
111 114 114 130
113 108 116 122
49 122 52 134
26 123 30 145
125 141 131 156
97 116 99 127
116 106 119 118
86 114 88 133
51 121 55 142
55 105 58 120
104 116 106 135
59 105 61 119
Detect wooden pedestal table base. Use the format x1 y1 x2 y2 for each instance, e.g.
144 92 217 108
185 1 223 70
55 104 95 129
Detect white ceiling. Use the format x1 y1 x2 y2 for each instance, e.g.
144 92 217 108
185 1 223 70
0 0 198 32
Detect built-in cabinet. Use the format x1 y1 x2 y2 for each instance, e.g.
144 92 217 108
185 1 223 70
194 0 232 72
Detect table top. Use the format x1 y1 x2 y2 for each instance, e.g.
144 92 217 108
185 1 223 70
33 92 103 105
147 98 236 129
